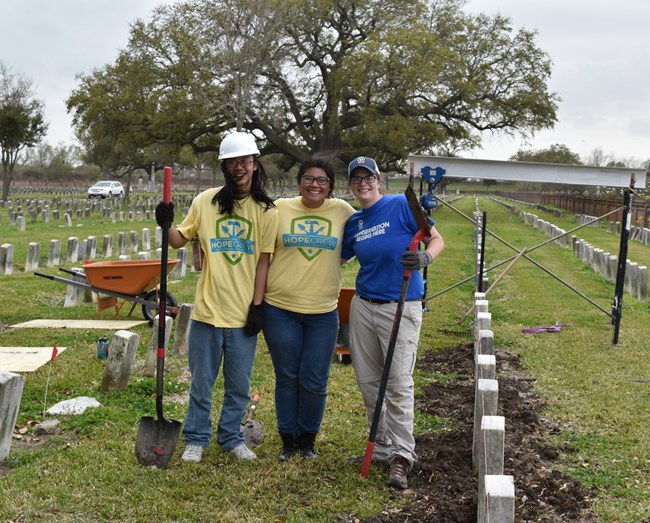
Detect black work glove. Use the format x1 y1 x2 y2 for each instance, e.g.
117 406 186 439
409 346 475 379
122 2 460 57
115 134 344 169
400 250 433 270
155 201 174 227
244 302 265 336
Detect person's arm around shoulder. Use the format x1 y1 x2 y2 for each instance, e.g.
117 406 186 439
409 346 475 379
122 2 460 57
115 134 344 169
340 207 357 266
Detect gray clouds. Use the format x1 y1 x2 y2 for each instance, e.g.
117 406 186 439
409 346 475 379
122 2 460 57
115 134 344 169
464 0 650 163
2 0 168 145
2 0 648 163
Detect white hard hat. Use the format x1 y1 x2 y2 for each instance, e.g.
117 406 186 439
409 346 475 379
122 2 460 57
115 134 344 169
218 131 260 160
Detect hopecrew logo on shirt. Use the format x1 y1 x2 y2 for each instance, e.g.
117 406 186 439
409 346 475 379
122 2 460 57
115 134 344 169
283 215 337 261
210 215 254 265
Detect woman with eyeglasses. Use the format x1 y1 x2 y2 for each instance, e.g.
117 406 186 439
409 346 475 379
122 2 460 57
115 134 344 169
341 156 444 490
262 155 355 460
154 131 279 464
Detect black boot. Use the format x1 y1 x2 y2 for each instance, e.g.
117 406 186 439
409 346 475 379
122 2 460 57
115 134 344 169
298 431 318 459
279 433 298 461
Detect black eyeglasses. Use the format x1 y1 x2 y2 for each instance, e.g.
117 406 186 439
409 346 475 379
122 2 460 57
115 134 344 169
225 158 254 168
349 174 379 184
301 175 330 186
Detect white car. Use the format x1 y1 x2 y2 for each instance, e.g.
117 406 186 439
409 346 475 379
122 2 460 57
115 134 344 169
87 181 124 198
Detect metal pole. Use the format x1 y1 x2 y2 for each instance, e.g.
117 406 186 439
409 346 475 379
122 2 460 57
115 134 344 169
612 177 635 345
478 210 487 292
427 197 621 317
420 176 431 310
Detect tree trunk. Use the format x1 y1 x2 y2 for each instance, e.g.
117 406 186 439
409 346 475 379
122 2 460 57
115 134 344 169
2 164 13 201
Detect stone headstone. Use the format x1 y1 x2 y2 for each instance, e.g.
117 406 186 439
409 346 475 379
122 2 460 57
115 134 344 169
174 248 187 277
25 242 40 272
172 303 193 357
143 315 173 377
117 232 127 256
67 237 79 263
0 371 25 461
0 244 14 275
142 228 151 251
47 239 61 267
100 330 141 392
63 268 85 307
86 236 97 260
129 230 139 254
102 234 113 258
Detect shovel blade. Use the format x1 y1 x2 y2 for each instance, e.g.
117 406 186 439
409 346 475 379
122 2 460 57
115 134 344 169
242 419 264 448
135 416 182 468
405 185 431 233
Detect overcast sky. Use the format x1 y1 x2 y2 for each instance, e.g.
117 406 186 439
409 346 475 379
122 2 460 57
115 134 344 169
2 0 649 165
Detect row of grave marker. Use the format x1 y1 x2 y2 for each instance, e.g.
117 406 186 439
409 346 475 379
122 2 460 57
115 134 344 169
472 210 515 522
490 197 648 303
0 227 199 277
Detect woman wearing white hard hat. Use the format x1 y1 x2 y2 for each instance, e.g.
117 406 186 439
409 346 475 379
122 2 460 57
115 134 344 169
155 131 279 463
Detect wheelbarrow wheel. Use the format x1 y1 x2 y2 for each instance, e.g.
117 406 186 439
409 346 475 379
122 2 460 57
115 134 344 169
336 353 352 365
142 290 179 325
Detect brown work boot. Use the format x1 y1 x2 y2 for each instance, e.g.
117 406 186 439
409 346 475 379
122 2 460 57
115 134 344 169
386 456 410 489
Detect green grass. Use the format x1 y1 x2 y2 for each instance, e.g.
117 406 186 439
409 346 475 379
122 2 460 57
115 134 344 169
1 191 649 521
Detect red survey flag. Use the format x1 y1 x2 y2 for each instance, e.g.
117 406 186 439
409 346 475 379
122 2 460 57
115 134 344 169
51 344 58 361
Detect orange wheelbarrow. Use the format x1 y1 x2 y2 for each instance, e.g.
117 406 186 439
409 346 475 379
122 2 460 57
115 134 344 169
36 259 180 324
334 287 355 364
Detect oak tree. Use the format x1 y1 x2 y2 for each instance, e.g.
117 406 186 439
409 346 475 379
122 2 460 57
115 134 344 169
0 62 48 200
68 0 559 173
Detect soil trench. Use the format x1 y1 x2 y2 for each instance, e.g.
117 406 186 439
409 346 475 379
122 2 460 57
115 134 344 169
360 342 596 523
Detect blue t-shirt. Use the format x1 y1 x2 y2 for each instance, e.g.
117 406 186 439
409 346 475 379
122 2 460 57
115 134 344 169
341 194 435 301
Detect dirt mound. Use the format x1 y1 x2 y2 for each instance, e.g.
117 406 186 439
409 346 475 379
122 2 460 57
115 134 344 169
362 343 596 522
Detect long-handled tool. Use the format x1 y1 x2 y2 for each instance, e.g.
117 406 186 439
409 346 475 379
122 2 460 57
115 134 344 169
135 166 182 468
360 186 430 478
241 394 264 448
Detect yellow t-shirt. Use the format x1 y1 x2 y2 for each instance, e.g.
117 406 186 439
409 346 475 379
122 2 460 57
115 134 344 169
264 196 355 314
177 188 279 327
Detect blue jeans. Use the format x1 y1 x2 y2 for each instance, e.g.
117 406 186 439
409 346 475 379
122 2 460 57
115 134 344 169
182 320 257 451
263 304 338 435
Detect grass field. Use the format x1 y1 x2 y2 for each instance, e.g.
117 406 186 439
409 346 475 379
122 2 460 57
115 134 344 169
0 189 649 522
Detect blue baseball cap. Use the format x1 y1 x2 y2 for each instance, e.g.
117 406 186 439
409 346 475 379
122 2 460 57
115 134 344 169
347 156 379 178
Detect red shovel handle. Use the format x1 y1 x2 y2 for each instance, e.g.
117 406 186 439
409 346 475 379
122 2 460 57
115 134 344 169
163 166 172 204
360 441 375 478
156 167 172 421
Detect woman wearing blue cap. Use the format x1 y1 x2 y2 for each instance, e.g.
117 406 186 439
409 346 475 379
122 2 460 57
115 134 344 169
341 156 444 489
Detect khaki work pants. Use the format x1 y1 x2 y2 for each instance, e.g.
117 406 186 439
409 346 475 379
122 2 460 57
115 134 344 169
349 295 423 465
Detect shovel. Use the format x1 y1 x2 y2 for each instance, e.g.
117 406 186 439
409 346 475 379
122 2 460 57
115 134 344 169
241 394 264 448
360 185 430 478
135 166 182 468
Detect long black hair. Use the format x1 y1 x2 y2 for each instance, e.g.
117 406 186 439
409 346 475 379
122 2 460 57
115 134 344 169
212 158 275 215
